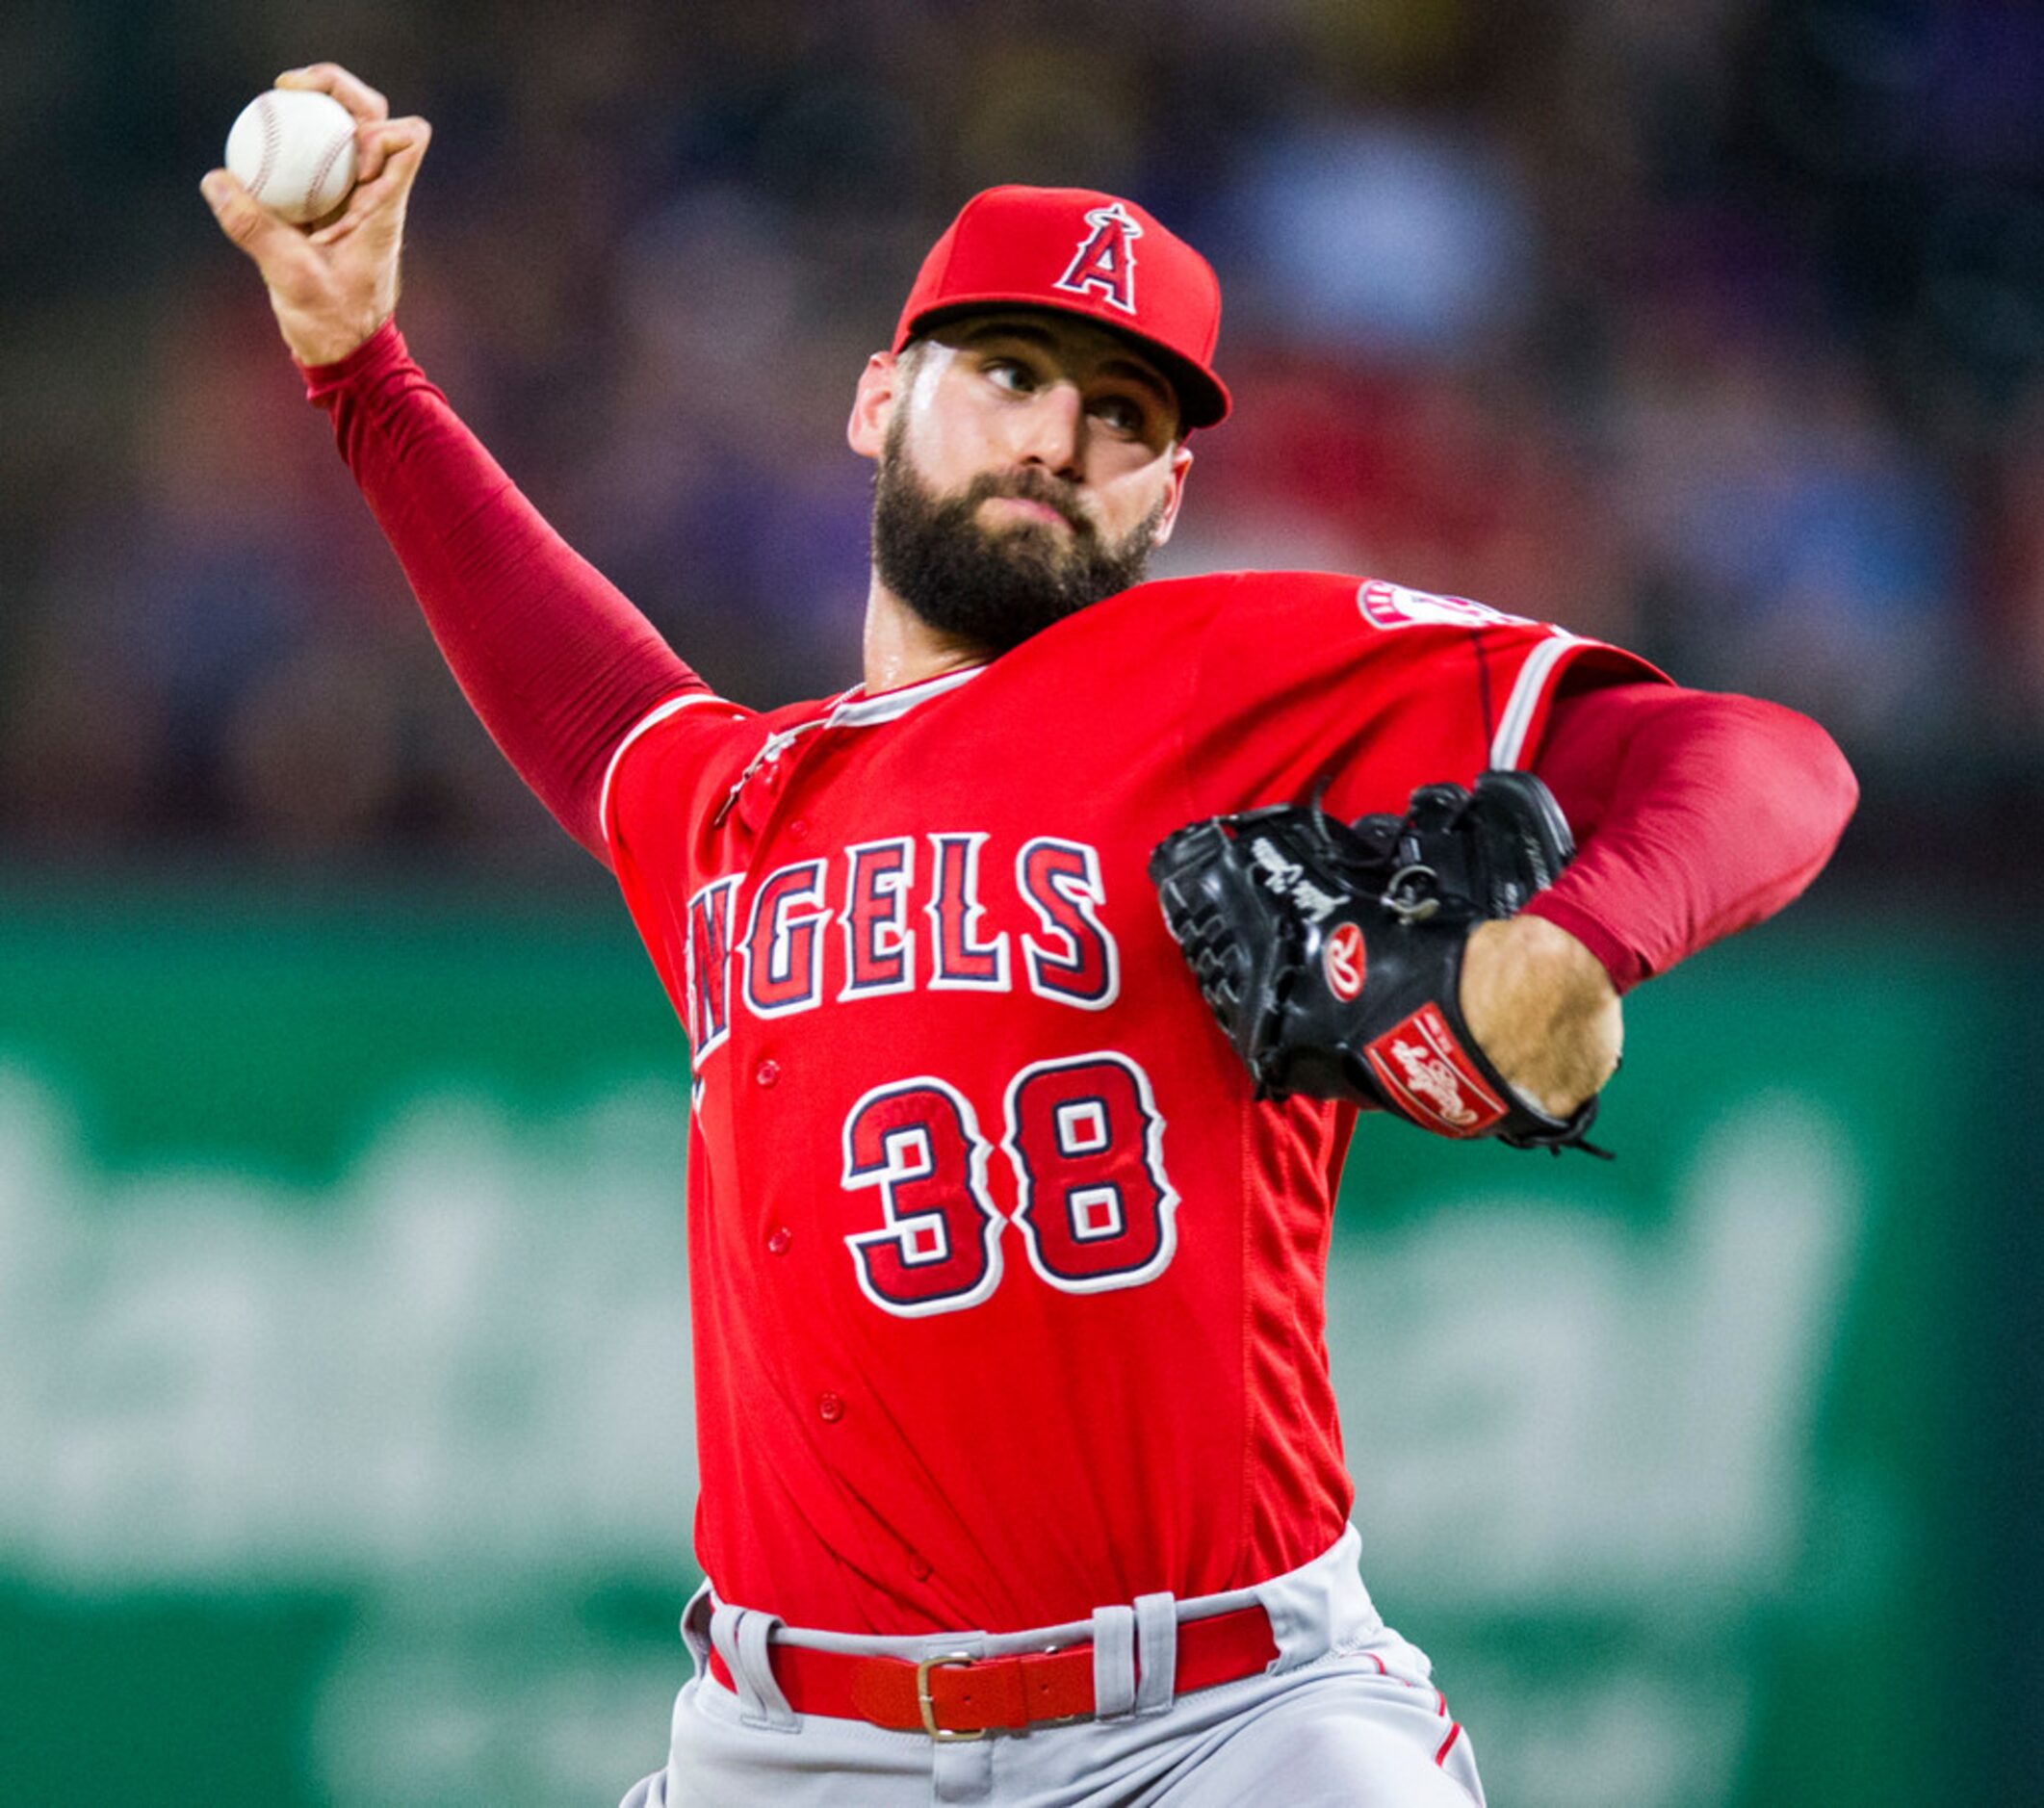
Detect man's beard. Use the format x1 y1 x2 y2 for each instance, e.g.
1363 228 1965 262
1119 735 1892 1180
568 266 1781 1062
870 415 1165 656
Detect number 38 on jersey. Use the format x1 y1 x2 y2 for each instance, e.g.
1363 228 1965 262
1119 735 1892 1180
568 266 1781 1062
841 1051 1179 1317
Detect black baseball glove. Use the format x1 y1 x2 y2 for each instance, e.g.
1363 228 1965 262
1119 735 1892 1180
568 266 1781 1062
1148 771 1608 1154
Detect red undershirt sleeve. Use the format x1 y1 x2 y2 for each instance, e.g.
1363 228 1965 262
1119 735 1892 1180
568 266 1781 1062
1524 681 1860 994
298 320 706 865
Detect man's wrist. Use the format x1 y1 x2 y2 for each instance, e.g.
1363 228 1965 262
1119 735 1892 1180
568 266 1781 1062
278 297 396 373
296 316 405 395
1460 915 1622 1116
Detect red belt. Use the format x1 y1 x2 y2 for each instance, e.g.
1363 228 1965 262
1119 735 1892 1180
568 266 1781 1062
707 1602 1279 1740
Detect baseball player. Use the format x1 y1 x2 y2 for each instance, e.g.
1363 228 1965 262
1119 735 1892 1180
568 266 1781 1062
203 65 1858 1807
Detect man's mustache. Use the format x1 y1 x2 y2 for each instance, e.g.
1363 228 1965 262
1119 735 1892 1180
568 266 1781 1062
962 470 1094 541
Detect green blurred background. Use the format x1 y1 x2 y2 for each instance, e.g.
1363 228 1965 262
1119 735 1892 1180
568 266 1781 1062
6 0 2040 1801
0 897 2014 1803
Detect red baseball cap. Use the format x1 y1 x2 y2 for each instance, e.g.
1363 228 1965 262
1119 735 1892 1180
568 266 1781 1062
893 185 1231 429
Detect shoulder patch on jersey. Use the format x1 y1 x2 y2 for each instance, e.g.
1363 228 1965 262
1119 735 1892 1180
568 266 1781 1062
1357 580 1534 633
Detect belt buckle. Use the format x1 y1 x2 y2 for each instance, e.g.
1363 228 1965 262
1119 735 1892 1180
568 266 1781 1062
916 1651 985 1742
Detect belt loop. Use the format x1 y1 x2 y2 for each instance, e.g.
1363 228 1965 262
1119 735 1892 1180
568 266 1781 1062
1091 1603 1137 1720
1132 1591 1177 1716
680 1583 715 1676
710 1604 800 1731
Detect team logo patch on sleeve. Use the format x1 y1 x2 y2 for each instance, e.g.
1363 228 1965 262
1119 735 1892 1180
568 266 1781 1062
1054 201 1144 316
1363 1003 1508 1136
1357 581 1533 633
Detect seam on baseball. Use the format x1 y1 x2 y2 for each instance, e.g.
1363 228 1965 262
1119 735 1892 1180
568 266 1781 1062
253 92 281 197
303 121 353 221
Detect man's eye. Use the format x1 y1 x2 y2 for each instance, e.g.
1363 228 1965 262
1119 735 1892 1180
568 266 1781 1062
1092 396 1145 434
987 360 1035 393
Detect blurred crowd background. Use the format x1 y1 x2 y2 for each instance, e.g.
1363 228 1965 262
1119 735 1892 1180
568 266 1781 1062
5 0 2041 885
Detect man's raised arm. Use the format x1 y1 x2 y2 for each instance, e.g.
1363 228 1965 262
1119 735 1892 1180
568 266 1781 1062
201 64 703 864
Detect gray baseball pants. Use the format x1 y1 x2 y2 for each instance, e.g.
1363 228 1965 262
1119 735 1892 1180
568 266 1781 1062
619 1527 1486 1806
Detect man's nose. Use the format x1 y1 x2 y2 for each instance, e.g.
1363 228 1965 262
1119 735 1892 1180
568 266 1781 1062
1009 381 1085 478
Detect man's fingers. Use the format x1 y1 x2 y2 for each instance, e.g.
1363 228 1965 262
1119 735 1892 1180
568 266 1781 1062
199 168 310 272
351 116 430 191
304 120 431 246
275 63 389 126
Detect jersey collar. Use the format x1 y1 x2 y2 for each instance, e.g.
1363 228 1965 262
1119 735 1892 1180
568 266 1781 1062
826 662 988 729
712 664 990 828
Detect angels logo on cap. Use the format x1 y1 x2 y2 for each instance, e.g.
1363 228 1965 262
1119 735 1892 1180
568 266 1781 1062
892 185 1232 428
1055 201 1144 316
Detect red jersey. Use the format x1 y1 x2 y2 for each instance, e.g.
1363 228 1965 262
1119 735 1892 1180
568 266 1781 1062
602 568 1663 1636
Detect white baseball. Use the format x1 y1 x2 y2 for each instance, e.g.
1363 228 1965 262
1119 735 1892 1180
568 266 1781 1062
224 89 359 224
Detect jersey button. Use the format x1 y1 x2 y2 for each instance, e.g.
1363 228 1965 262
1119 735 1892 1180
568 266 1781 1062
755 1059 781 1087
907 1554 932 1582
789 817 812 838
766 1227 791 1256
817 1392 844 1424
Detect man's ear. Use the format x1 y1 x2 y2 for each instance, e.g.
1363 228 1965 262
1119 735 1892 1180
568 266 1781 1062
847 351 900 459
1150 443 1196 548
